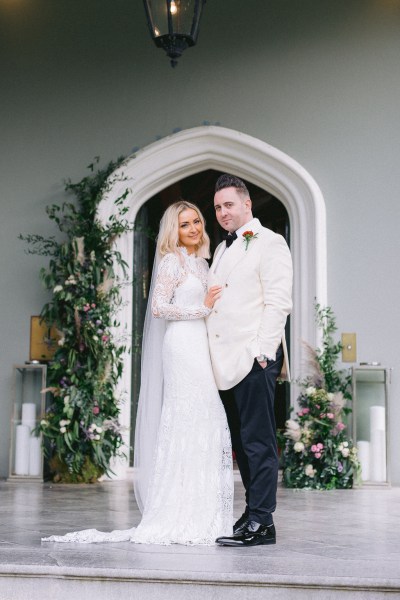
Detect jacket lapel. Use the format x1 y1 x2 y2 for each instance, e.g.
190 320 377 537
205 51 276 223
216 219 262 283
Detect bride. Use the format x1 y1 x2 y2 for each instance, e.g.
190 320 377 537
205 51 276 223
42 201 233 545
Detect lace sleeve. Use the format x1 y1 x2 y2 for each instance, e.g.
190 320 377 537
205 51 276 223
197 258 210 292
152 253 211 321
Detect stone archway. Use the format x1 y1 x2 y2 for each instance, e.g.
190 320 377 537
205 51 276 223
99 126 327 478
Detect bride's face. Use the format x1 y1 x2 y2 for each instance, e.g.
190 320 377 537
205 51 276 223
178 208 203 254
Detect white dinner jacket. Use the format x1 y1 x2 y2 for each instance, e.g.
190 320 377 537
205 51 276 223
207 218 293 391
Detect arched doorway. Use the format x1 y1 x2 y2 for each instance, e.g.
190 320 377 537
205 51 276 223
130 170 291 457
98 126 327 478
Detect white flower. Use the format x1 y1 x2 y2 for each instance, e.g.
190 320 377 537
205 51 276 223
65 276 77 286
57 338 65 347
327 393 334 401
60 426 67 434
89 423 103 433
53 285 63 293
305 464 316 477
305 386 316 396
94 434 101 441
64 396 70 404
40 419 48 426
294 441 305 453
341 447 350 458
93 335 99 341
59 419 70 427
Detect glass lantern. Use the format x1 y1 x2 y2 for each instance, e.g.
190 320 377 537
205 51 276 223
351 365 391 485
8 364 47 480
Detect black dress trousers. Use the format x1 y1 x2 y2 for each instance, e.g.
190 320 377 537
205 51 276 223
220 345 284 525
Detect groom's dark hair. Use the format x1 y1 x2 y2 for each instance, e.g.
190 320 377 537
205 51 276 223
215 174 250 200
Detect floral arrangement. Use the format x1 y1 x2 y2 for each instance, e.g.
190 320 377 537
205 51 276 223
282 305 360 490
20 157 133 482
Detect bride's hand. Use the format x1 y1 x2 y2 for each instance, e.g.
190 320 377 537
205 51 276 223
204 285 223 309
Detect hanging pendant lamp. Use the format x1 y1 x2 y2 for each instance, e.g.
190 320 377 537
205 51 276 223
143 0 207 68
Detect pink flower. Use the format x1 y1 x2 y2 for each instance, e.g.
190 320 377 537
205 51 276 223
337 422 346 431
102 335 109 343
93 406 100 415
327 413 334 419
317 443 324 450
311 444 318 452
83 305 90 312
315 452 322 458
91 303 96 308
320 413 326 418
298 408 310 417
315 404 320 409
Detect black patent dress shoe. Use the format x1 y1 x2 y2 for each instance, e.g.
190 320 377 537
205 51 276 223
216 521 276 547
233 512 249 535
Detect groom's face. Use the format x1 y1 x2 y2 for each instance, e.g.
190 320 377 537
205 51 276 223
214 187 252 233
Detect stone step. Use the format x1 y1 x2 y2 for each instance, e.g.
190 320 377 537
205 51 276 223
1 563 399 600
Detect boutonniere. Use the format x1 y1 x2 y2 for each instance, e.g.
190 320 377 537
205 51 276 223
242 230 258 251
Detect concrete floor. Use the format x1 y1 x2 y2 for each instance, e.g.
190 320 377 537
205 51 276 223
1 476 400 599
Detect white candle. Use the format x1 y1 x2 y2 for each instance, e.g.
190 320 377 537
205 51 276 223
357 440 370 481
370 406 386 482
370 406 385 431
14 425 30 475
29 436 42 477
370 429 386 482
22 403 36 431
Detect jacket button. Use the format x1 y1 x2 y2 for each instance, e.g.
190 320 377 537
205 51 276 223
216 334 220 338
214 310 218 314
225 283 228 287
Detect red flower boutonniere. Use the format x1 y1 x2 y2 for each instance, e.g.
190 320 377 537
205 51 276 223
242 230 258 251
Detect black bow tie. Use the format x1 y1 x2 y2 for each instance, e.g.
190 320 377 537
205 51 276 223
224 232 238 248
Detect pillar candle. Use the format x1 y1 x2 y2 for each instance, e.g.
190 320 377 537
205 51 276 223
370 406 385 431
370 406 386 482
21 403 36 431
14 425 30 475
29 436 42 477
356 440 370 481
370 429 386 482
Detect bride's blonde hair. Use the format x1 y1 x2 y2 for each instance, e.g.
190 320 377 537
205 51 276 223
157 201 210 259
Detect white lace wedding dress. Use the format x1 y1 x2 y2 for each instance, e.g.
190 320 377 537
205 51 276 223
42 248 233 546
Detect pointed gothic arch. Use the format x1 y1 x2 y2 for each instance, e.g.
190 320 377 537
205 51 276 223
98 126 327 477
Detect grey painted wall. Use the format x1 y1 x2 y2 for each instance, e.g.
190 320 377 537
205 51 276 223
1 0 399 482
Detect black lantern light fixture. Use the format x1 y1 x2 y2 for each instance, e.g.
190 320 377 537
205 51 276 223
143 0 207 68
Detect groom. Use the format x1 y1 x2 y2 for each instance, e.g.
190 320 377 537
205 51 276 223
207 174 293 547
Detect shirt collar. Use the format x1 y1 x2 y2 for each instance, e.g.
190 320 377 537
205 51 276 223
235 218 259 238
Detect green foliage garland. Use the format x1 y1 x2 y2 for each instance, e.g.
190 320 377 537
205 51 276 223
282 304 361 490
20 157 133 482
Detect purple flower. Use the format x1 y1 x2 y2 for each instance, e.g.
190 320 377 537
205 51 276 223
337 461 343 473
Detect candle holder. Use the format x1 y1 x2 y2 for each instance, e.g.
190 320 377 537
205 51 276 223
8 364 47 481
351 365 391 485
